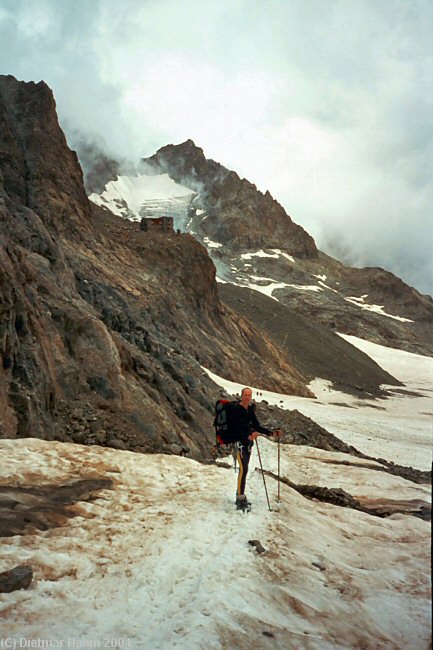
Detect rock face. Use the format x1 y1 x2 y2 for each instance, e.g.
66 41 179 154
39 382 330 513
339 265 433 350
75 141 121 195
143 139 318 258
212 247 432 356
219 283 399 396
266 253 433 355
0 75 310 457
0 76 92 238
2 75 428 459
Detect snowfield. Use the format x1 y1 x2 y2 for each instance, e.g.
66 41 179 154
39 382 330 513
0 337 431 649
89 173 195 225
0 438 430 649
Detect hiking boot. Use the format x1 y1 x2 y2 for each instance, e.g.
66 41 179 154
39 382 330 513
235 494 251 509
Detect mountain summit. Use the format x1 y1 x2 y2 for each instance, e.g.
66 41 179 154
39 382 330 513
142 139 318 257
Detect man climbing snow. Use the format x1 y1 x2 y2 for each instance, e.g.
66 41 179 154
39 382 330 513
224 387 282 511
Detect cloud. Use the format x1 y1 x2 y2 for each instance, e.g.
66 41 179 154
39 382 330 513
1 0 432 293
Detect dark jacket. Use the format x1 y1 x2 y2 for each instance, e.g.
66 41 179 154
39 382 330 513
224 401 272 445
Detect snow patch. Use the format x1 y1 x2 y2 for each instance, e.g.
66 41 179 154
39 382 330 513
318 280 339 293
286 284 322 292
250 275 277 282
269 248 295 263
344 296 414 322
244 280 292 301
241 250 279 260
240 249 295 263
203 237 222 249
90 173 194 212
235 276 323 301
337 333 433 383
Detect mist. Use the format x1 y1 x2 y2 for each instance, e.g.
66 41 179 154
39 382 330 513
1 0 432 294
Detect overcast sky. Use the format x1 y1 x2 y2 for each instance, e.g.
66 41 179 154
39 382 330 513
1 0 432 294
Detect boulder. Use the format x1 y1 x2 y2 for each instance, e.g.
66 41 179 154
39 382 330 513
0 565 33 593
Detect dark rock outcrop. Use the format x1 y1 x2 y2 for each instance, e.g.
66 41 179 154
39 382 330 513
0 478 113 536
339 265 433 351
248 540 267 554
260 468 431 520
0 565 33 592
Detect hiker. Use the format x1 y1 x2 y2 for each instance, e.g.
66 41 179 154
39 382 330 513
222 387 282 510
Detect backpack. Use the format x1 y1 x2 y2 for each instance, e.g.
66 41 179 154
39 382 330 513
213 399 237 446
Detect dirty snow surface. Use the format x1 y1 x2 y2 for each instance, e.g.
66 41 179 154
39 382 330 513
0 338 431 649
0 439 430 650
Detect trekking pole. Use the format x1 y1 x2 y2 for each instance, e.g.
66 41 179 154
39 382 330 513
255 438 272 512
277 434 281 502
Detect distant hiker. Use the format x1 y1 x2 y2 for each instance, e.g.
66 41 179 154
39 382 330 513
214 387 282 510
